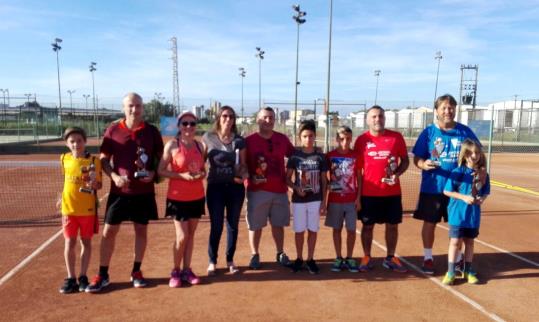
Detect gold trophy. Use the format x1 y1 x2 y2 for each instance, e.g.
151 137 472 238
79 164 96 194
430 138 445 166
381 156 398 185
134 146 149 179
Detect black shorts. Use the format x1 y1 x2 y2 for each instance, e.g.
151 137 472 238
358 195 403 225
165 197 205 221
105 193 158 225
413 193 449 223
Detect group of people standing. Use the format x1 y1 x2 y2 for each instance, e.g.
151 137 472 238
58 92 489 294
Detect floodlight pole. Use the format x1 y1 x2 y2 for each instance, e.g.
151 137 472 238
51 38 63 133
292 4 306 146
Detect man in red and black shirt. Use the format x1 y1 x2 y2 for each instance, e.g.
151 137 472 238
86 92 164 293
354 105 409 273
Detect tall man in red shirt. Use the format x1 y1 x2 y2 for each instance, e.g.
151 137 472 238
245 107 295 269
354 105 409 273
86 93 164 292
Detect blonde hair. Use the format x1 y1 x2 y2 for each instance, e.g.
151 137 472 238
458 139 486 168
335 126 352 139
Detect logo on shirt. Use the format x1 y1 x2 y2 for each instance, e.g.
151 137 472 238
367 142 376 149
451 138 460 149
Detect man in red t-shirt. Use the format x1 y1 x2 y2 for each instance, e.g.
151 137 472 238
245 107 295 269
353 105 409 273
86 93 164 293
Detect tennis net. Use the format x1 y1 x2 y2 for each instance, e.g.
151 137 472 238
0 159 422 225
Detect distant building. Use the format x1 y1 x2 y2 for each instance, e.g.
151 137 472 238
192 105 205 119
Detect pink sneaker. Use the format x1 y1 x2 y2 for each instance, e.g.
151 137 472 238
169 269 182 288
182 268 201 285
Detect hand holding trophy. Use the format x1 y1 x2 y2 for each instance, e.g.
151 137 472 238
233 149 248 183
381 156 398 185
299 169 313 193
430 138 445 167
134 146 149 179
471 171 483 203
79 164 97 194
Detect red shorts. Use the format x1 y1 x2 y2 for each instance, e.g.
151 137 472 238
62 215 97 239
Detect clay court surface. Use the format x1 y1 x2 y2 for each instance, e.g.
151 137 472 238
0 152 538 321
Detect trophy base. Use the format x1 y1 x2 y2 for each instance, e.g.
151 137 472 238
134 171 149 179
329 183 343 192
302 186 313 193
381 178 396 185
79 187 94 194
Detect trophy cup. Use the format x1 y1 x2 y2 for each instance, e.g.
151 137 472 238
430 138 445 166
329 162 343 192
134 146 149 179
188 161 204 180
299 169 313 193
253 155 268 184
79 164 96 194
233 149 247 181
381 156 398 185
471 171 483 202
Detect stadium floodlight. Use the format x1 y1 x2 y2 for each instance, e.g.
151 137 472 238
374 69 381 105
67 90 76 111
255 47 265 109
292 4 307 145
434 50 443 109
89 62 98 138
324 0 334 152
239 67 246 123
83 94 90 110
51 37 63 132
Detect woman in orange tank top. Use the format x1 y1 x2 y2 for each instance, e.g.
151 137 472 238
157 111 206 288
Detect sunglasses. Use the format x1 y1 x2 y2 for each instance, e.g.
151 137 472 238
267 139 273 152
181 121 196 127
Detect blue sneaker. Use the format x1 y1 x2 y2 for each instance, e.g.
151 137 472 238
344 258 359 273
331 257 344 272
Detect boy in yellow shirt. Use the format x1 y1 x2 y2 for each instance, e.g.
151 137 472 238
59 127 102 293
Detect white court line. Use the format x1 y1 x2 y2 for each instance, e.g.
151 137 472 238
436 224 539 268
0 193 110 287
0 229 63 287
361 233 506 322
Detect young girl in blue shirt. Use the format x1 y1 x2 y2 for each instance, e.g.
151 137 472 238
442 139 490 285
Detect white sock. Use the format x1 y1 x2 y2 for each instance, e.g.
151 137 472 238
424 248 433 260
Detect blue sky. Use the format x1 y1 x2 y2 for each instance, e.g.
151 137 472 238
1 0 538 112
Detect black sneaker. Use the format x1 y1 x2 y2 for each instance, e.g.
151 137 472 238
306 259 320 274
276 252 291 267
78 275 89 292
59 278 78 294
292 258 304 272
249 254 261 270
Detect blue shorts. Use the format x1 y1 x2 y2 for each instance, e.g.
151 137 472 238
359 195 403 225
448 225 479 239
